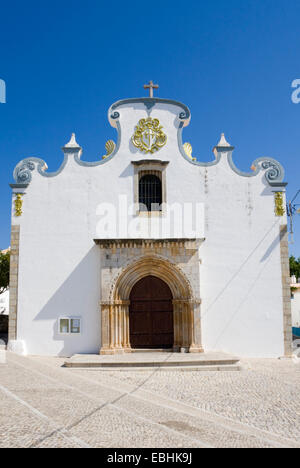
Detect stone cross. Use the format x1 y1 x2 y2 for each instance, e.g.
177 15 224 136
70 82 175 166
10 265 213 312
144 80 159 98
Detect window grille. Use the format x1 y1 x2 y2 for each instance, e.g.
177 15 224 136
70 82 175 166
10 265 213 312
139 174 162 212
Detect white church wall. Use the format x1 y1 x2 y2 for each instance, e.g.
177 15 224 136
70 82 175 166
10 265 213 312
200 161 285 357
13 171 102 356
10 98 288 357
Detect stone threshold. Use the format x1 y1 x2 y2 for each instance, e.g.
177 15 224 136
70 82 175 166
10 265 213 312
64 352 241 371
65 365 242 372
131 348 173 353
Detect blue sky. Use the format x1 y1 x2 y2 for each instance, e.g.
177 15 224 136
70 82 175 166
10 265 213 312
0 0 300 254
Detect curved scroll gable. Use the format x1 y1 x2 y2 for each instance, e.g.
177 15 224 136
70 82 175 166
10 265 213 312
12 98 191 181
177 122 222 167
177 125 286 186
108 97 191 126
227 154 285 184
74 120 121 167
12 121 121 185
13 156 69 185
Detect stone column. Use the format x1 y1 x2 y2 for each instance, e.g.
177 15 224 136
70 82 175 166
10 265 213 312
99 302 112 355
189 300 204 353
122 301 132 353
172 300 182 352
173 300 191 353
173 299 203 353
114 303 122 351
181 301 190 352
100 300 131 355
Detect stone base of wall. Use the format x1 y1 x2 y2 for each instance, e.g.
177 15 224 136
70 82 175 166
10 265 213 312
280 225 293 357
9 225 20 341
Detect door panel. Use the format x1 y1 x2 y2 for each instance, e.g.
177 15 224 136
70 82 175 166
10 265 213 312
129 276 174 349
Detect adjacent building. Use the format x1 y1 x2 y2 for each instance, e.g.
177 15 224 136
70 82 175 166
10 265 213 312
291 276 300 339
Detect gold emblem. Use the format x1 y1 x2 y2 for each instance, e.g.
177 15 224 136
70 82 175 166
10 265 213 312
183 142 196 161
274 192 285 217
132 118 167 154
14 194 23 217
102 140 116 159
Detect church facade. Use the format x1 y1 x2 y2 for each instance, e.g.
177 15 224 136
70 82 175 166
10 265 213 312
8 90 292 357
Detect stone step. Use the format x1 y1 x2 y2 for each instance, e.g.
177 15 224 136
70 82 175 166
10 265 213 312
65 364 242 372
131 348 173 353
64 355 241 370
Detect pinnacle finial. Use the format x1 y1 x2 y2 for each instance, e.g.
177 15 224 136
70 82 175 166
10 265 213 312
216 133 231 148
64 133 81 149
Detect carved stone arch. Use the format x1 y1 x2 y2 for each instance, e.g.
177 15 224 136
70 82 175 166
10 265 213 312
100 255 203 355
111 255 193 302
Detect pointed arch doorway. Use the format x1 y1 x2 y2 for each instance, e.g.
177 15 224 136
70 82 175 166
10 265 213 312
99 254 204 355
129 276 174 349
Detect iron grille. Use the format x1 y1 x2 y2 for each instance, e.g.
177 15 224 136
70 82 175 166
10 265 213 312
139 174 162 212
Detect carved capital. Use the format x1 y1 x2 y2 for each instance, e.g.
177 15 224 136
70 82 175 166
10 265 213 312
100 300 130 307
173 298 201 305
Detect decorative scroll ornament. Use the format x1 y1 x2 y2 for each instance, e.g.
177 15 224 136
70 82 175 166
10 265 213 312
261 161 283 183
14 194 23 217
102 140 116 159
14 161 35 184
183 142 196 161
132 118 167 154
274 192 285 216
250 159 284 184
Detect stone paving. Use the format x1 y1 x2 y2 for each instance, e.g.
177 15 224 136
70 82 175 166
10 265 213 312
0 352 299 448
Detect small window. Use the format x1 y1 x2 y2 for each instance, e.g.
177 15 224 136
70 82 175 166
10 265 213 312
71 319 81 334
139 174 162 212
60 319 70 334
59 318 81 335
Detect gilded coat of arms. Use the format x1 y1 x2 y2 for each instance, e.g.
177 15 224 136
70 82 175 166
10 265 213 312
132 117 167 154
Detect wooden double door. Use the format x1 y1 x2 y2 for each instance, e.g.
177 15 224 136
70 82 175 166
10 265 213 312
129 276 174 349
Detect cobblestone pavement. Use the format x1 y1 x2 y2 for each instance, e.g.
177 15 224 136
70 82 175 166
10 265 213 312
0 352 299 448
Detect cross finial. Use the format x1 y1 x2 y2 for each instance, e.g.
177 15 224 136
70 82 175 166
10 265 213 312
144 80 159 98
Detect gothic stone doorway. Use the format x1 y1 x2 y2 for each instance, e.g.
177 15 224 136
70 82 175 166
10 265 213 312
99 254 203 355
129 276 174 349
